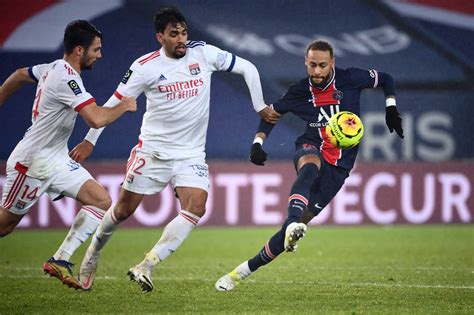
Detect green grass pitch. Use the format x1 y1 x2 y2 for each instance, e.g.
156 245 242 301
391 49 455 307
0 226 472 314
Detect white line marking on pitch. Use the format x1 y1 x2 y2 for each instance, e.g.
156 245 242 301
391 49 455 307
1 274 472 290
272 280 474 290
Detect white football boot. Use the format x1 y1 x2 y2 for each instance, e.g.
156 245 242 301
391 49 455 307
127 251 159 292
284 222 307 252
215 261 252 292
127 265 154 292
79 248 100 290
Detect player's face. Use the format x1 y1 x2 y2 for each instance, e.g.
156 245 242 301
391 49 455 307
157 22 188 59
80 37 102 70
305 49 334 86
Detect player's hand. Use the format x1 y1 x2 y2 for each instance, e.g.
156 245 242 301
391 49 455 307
258 106 281 124
385 106 404 139
121 96 137 112
250 143 267 166
69 140 94 163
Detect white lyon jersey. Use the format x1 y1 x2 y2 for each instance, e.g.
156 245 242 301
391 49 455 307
114 42 238 160
7 60 95 179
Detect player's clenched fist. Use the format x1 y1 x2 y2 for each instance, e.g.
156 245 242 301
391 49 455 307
121 96 137 112
249 143 267 166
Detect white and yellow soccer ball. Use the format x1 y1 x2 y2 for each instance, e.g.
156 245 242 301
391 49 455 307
325 111 364 149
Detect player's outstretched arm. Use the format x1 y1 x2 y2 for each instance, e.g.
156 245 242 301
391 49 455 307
230 56 281 124
0 68 35 107
79 96 136 129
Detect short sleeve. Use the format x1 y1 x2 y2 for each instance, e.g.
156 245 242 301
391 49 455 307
56 76 95 112
115 62 147 98
348 67 378 89
29 63 50 82
202 44 235 72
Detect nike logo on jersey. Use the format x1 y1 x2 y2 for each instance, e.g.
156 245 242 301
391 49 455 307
314 203 323 209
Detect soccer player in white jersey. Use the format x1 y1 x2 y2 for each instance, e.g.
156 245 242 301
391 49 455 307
72 7 280 291
0 20 136 289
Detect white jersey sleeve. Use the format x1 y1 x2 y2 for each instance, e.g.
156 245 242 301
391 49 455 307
55 75 95 111
29 63 50 82
201 44 236 72
115 62 147 98
202 44 266 112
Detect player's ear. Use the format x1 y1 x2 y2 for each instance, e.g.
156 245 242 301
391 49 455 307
74 46 85 57
304 54 308 66
156 33 163 44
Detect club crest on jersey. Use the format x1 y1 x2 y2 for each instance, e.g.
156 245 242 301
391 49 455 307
67 80 82 95
333 90 343 100
126 174 134 183
122 69 133 84
188 63 201 76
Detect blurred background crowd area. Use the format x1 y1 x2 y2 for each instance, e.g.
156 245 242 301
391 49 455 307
1 0 473 162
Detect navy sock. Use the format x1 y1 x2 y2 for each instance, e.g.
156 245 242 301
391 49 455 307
247 218 293 272
287 163 319 223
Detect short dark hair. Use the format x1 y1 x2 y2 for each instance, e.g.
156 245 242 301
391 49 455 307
306 40 334 58
153 6 187 33
63 20 102 54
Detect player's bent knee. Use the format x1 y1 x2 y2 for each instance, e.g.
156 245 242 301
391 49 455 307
97 196 112 211
114 205 135 221
188 207 205 218
297 155 321 170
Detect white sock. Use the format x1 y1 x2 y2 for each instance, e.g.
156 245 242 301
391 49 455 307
235 261 252 279
141 210 200 269
88 208 121 254
53 206 105 261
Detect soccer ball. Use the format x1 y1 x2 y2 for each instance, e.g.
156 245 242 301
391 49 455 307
325 111 364 149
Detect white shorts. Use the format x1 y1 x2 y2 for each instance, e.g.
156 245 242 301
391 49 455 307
1 159 93 215
122 147 209 195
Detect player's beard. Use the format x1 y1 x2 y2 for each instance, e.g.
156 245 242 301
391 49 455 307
80 55 95 70
311 71 332 87
173 45 187 59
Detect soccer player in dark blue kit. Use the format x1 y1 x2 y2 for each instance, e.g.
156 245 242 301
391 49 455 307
215 40 404 291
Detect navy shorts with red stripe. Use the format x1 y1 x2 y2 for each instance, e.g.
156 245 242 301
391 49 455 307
293 143 350 216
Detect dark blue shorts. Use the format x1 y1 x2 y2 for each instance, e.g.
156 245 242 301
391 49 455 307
293 144 350 216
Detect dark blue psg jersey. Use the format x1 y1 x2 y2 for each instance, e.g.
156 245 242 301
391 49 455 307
272 67 379 170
